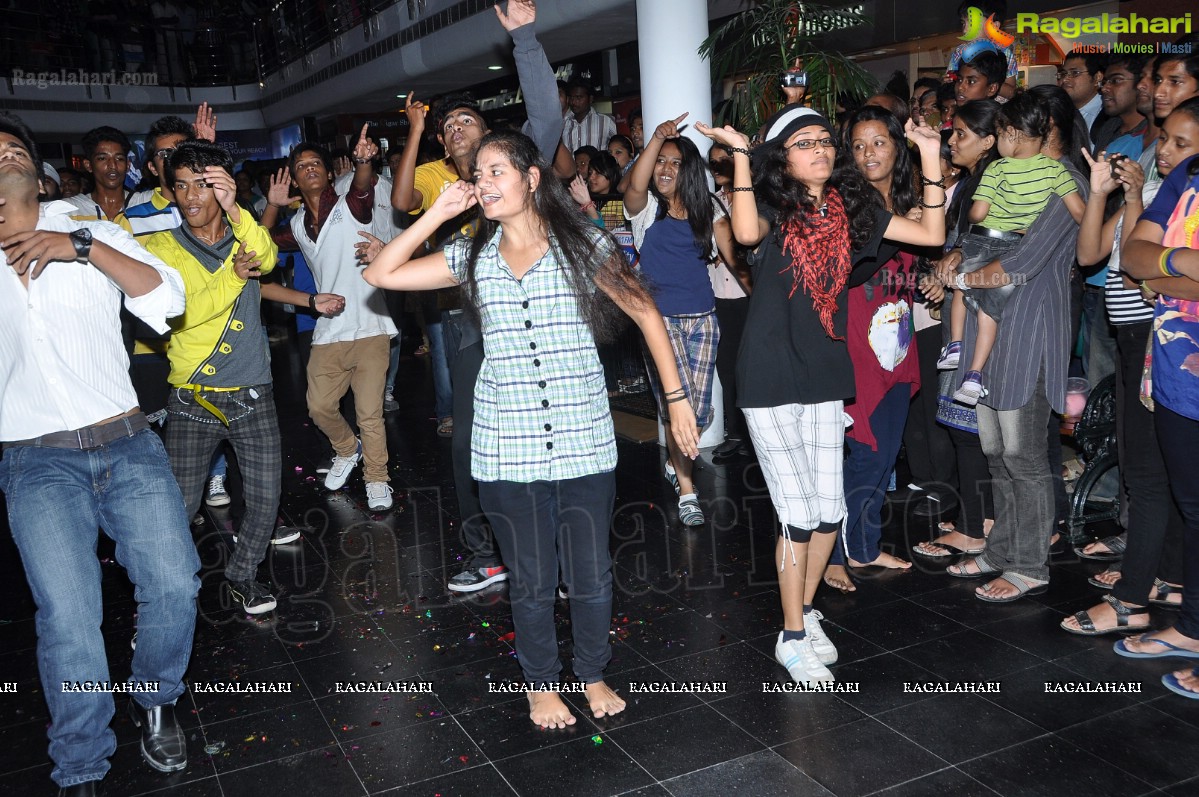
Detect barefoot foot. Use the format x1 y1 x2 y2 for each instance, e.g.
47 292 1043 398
527 690 576 729
823 564 856 592
849 552 912 570
584 680 626 719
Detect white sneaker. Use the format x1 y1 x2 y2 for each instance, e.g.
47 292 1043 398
366 482 394 510
803 610 838 665
205 475 231 507
325 439 362 490
775 632 834 686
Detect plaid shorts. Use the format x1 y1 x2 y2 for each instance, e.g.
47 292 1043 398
643 311 720 430
743 401 847 532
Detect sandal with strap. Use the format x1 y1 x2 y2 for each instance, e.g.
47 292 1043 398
1061 595 1151 636
1151 578 1184 610
1074 534 1127 562
975 571 1049 603
1162 668 1199 700
946 556 999 579
1087 567 1121 590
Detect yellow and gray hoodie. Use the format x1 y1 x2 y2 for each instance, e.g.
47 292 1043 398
145 212 278 389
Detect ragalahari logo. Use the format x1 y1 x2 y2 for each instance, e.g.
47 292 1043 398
959 6 1015 62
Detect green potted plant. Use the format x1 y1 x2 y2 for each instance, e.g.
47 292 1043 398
700 1 880 133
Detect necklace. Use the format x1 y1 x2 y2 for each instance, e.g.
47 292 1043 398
195 225 229 245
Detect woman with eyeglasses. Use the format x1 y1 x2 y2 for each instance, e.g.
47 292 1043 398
624 113 736 526
697 106 945 685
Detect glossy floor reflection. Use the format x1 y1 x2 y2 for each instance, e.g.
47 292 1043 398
1 341 1197 797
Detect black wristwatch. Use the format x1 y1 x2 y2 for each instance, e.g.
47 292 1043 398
69 228 93 261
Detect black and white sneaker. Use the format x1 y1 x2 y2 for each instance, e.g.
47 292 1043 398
227 580 277 614
232 526 302 545
447 565 509 593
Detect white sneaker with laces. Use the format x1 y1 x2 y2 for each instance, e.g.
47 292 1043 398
366 482 394 510
803 609 838 665
325 439 362 490
205 475 231 507
775 633 835 686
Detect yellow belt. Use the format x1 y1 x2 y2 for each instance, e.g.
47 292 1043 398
178 383 245 426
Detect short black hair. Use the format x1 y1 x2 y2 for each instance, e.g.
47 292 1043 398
0 111 43 190
431 93 484 135
573 145 600 160
145 116 195 154
962 49 1008 87
1157 51 1199 84
913 77 941 98
165 140 233 187
81 125 131 161
566 78 593 96
1105 54 1148 78
287 141 334 180
998 90 1051 139
1063 52 1108 77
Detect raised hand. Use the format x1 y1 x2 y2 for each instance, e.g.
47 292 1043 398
194 102 217 142
568 174 591 206
267 167 292 208
1114 156 1144 198
203 167 238 213
653 113 689 142
355 231 385 265
435 180 478 218
1081 149 1121 196
406 92 426 135
904 117 941 150
333 155 352 178
695 122 750 151
231 246 262 280
353 123 379 165
495 0 535 32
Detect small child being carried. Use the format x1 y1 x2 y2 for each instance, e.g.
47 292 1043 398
937 91 1085 405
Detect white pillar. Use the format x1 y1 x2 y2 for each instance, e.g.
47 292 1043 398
638 0 725 450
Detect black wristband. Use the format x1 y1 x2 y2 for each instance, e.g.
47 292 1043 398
920 199 946 209
921 176 947 188
729 147 750 157
308 293 318 312
730 186 754 193
666 394 690 404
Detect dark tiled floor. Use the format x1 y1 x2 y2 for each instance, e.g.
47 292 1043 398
0 345 1194 796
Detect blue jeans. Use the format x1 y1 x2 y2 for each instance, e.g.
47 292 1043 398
427 319 453 420
831 384 911 565
0 429 200 787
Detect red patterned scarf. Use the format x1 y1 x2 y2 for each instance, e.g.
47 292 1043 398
779 188 852 339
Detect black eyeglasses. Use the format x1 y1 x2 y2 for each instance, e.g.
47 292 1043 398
787 137 836 151
154 147 176 160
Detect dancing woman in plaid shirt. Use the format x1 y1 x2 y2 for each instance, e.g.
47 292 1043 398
363 130 699 729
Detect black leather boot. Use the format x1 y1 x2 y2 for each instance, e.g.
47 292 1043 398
127 700 187 772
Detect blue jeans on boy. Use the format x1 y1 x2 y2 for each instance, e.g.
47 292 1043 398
427 319 453 420
0 428 200 788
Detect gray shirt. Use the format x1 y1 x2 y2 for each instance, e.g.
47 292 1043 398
955 161 1086 413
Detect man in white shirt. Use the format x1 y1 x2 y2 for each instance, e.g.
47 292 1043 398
562 78 617 152
0 112 200 797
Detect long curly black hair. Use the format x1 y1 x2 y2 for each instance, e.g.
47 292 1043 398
834 105 919 218
648 135 717 262
460 131 650 343
752 135 879 252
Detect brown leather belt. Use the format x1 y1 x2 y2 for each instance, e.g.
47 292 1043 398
3 413 150 451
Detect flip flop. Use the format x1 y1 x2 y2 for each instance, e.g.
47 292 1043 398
1060 595 1150 636
976 572 1049 603
914 540 986 558
1114 636 1199 660
1087 568 1122 590
1074 534 1127 562
946 556 999 579
1162 668 1199 700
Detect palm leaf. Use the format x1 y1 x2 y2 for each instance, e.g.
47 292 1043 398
701 1 879 132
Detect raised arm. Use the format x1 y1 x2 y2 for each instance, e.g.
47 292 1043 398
624 113 687 216
1076 149 1126 266
696 122 769 246
362 180 474 290
498 0 564 163
391 93 428 213
878 119 946 247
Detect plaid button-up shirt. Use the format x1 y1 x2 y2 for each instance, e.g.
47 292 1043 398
445 229 617 483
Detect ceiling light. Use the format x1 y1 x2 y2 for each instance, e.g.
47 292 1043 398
396 93 406 98
487 65 502 71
